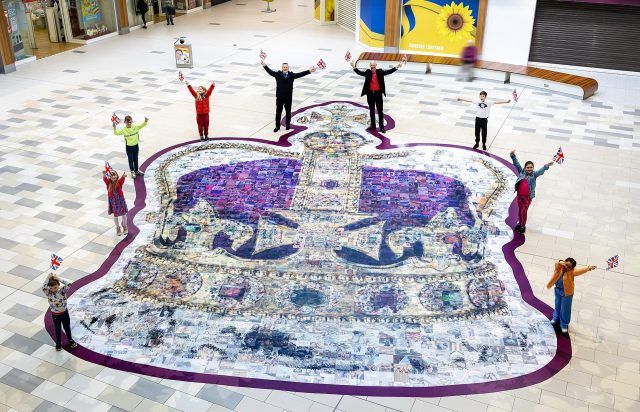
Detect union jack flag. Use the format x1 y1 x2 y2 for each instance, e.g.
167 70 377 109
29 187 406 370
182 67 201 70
50 253 63 271
259 49 267 60
111 113 120 125
553 147 565 164
345 51 351 61
401 54 407 63
178 71 184 82
317 59 326 69
104 160 112 179
512 89 519 102
607 255 619 270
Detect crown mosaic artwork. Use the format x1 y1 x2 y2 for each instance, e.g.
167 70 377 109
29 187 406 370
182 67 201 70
58 102 568 395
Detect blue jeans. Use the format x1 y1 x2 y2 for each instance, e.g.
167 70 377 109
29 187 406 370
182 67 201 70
552 287 573 329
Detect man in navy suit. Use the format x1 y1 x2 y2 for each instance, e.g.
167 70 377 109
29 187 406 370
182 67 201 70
351 59 403 133
262 59 316 132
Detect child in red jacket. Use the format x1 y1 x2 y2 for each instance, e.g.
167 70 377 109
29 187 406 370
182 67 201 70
186 81 215 141
103 170 129 236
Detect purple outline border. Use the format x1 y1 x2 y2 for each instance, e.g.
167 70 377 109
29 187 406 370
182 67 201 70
45 101 571 397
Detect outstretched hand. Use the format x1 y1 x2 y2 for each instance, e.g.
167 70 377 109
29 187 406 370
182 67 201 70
350 60 355 69
260 59 266 66
546 162 554 167
144 117 149 122
310 66 317 73
588 265 597 271
510 150 515 156
184 80 189 87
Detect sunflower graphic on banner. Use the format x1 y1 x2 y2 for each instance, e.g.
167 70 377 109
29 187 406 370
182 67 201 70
400 0 481 56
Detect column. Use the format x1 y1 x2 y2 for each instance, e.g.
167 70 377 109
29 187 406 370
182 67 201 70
0 0 16 73
116 0 130 35
383 0 401 52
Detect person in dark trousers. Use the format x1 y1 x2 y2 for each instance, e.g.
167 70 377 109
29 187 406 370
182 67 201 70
42 273 77 351
137 0 149 28
457 91 510 150
350 59 403 133
261 59 316 132
113 115 148 178
162 0 174 25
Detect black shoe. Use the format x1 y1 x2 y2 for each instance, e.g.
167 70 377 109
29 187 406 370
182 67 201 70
473 143 479 149
171 22 174 25
143 25 147 29
483 145 487 150
69 341 78 349
204 136 209 141
200 136 204 141
515 223 522 232
136 171 144 176
274 127 280 132
55 344 62 351
167 23 170 25
519 226 526 234
379 128 386 133
551 321 561 332
285 125 290 130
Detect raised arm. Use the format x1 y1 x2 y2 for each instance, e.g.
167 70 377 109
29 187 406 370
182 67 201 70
262 64 277 77
457 97 473 103
510 150 523 173
42 272 53 295
293 70 311 79
494 99 511 105
534 162 553 178
545 261 564 289
382 66 398 76
136 118 149 130
113 125 124 135
205 82 215 97
574 265 597 277
187 84 197 98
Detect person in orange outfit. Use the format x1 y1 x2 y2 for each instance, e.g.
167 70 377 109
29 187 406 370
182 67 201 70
185 81 215 141
546 258 597 335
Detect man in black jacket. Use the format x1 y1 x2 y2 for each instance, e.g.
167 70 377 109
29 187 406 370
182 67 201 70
351 59 403 133
261 59 316 132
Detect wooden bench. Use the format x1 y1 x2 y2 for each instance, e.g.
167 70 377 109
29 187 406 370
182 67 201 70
356 52 598 100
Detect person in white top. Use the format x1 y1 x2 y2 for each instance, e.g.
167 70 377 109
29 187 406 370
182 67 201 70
457 91 510 151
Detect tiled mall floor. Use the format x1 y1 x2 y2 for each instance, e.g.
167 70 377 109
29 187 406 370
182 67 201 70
0 1 639 411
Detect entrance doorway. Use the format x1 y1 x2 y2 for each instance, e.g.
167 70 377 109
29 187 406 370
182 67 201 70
7 0 81 61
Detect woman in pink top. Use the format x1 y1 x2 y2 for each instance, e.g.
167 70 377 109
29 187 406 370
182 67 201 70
510 150 553 235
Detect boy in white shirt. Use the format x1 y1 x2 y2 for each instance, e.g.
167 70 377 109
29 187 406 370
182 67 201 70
458 91 510 150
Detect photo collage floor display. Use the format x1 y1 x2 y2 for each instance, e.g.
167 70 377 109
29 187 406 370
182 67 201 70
60 102 565 395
